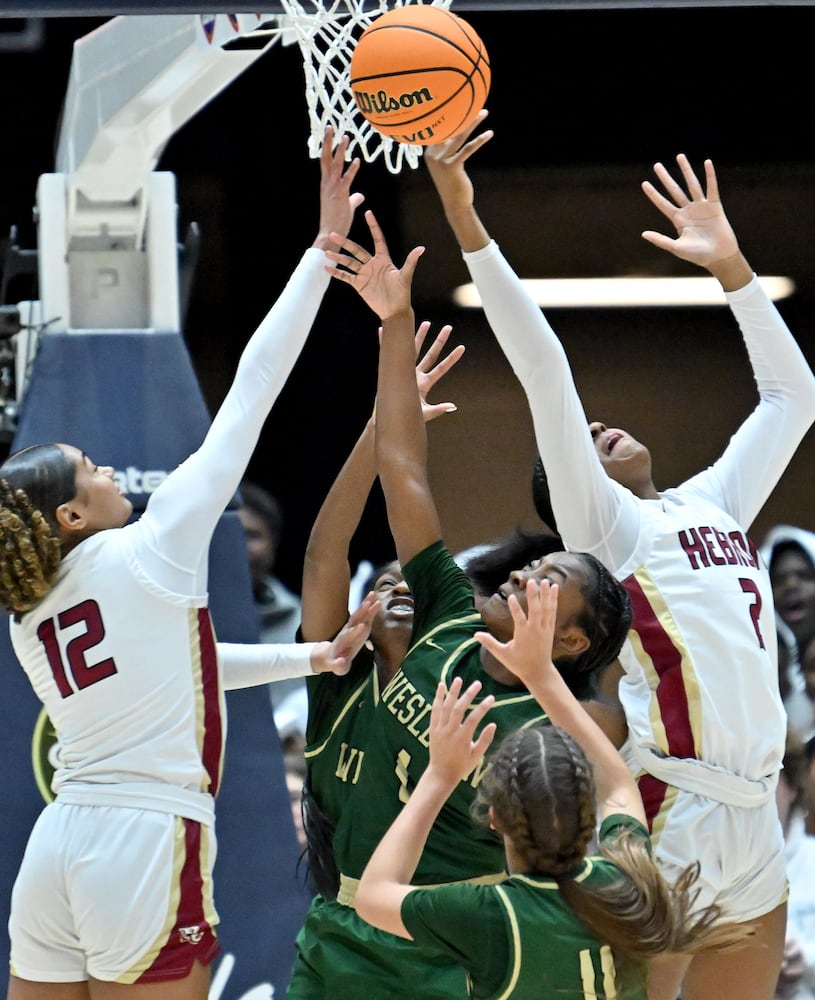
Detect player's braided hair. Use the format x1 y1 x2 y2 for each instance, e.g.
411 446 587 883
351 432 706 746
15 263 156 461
301 777 340 900
0 444 76 617
562 552 632 679
473 724 596 876
473 723 754 967
530 454 558 536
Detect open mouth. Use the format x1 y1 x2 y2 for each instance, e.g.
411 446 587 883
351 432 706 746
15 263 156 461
606 432 623 455
387 597 414 617
780 602 806 623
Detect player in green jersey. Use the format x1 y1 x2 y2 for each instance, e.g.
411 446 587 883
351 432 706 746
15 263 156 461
282 211 632 1000
357 578 751 999
297 320 464 900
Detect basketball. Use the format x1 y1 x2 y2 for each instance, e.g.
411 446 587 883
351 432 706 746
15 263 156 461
350 4 490 146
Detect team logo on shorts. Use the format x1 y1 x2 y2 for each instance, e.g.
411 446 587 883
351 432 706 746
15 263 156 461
179 925 205 945
31 708 58 804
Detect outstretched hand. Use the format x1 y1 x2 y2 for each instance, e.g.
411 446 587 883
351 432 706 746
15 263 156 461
424 108 493 214
326 209 425 321
371 321 464 423
314 125 365 251
426 677 496 787
413 322 464 421
640 154 740 271
311 590 380 675
475 579 559 690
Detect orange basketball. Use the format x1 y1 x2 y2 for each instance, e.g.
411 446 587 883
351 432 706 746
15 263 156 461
350 4 490 146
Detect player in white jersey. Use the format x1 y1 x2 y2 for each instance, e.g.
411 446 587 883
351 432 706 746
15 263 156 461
423 111 815 1000
0 128 375 1000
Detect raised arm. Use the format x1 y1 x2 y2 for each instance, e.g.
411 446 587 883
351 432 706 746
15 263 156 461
425 116 630 562
641 155 815 524
220 591 380 689
300 418 377 642
138 128 365 590
301 322 463 641
326 211 443 566
475 579 645 826
423 109 494 253
355 678 496 938
640 154 751 291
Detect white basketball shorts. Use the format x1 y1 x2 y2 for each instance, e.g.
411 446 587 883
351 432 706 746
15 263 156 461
647 783 788 922
9 801 220 983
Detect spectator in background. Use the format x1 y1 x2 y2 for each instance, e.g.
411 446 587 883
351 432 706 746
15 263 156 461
763 526 815 743
762 526 815 654
777 627 815 746
775 728 815 999
237 479 304 712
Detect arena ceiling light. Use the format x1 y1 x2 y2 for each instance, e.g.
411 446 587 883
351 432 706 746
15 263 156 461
453 275 796 309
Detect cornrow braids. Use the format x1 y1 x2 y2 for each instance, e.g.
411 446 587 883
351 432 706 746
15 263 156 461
562 552 632 680
544 727 597 872
0 444 77 617
472 725 597 876
530 454 559 536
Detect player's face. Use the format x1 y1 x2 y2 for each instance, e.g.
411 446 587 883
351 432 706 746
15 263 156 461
61 445 133 532
589 421 653 493
771 547 815 640
479 552 590 651
369 562 413 648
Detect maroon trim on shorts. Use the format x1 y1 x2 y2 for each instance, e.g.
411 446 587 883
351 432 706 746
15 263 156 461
136 818 220 983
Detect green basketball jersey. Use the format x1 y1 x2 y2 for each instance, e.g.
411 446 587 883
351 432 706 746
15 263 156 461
288 542 550 999
401 816 650 1000
304 643 377 831
333 541 549 884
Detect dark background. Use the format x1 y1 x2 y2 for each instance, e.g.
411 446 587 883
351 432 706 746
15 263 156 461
1 2 813 596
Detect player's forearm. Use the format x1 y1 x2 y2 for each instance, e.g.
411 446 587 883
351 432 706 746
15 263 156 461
376 308 426 478
301 421 378 638
219 641 315 690
526 669 643 820
445 202 491 254
307 422 377 544
707 250 753 292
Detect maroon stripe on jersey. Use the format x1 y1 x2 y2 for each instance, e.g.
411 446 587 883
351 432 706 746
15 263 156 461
198 607 223 796
136 819 220 982
624 575 696 761
638 772 669 829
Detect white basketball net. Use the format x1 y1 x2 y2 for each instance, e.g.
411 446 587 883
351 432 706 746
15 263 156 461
276 0 453 173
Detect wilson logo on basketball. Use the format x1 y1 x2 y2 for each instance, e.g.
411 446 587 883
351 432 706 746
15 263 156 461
353 86 434 116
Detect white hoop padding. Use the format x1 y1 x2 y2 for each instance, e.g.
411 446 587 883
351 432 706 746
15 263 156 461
278 0 453 173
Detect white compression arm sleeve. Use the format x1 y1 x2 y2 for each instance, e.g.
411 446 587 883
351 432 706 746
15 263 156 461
218 641 317 691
